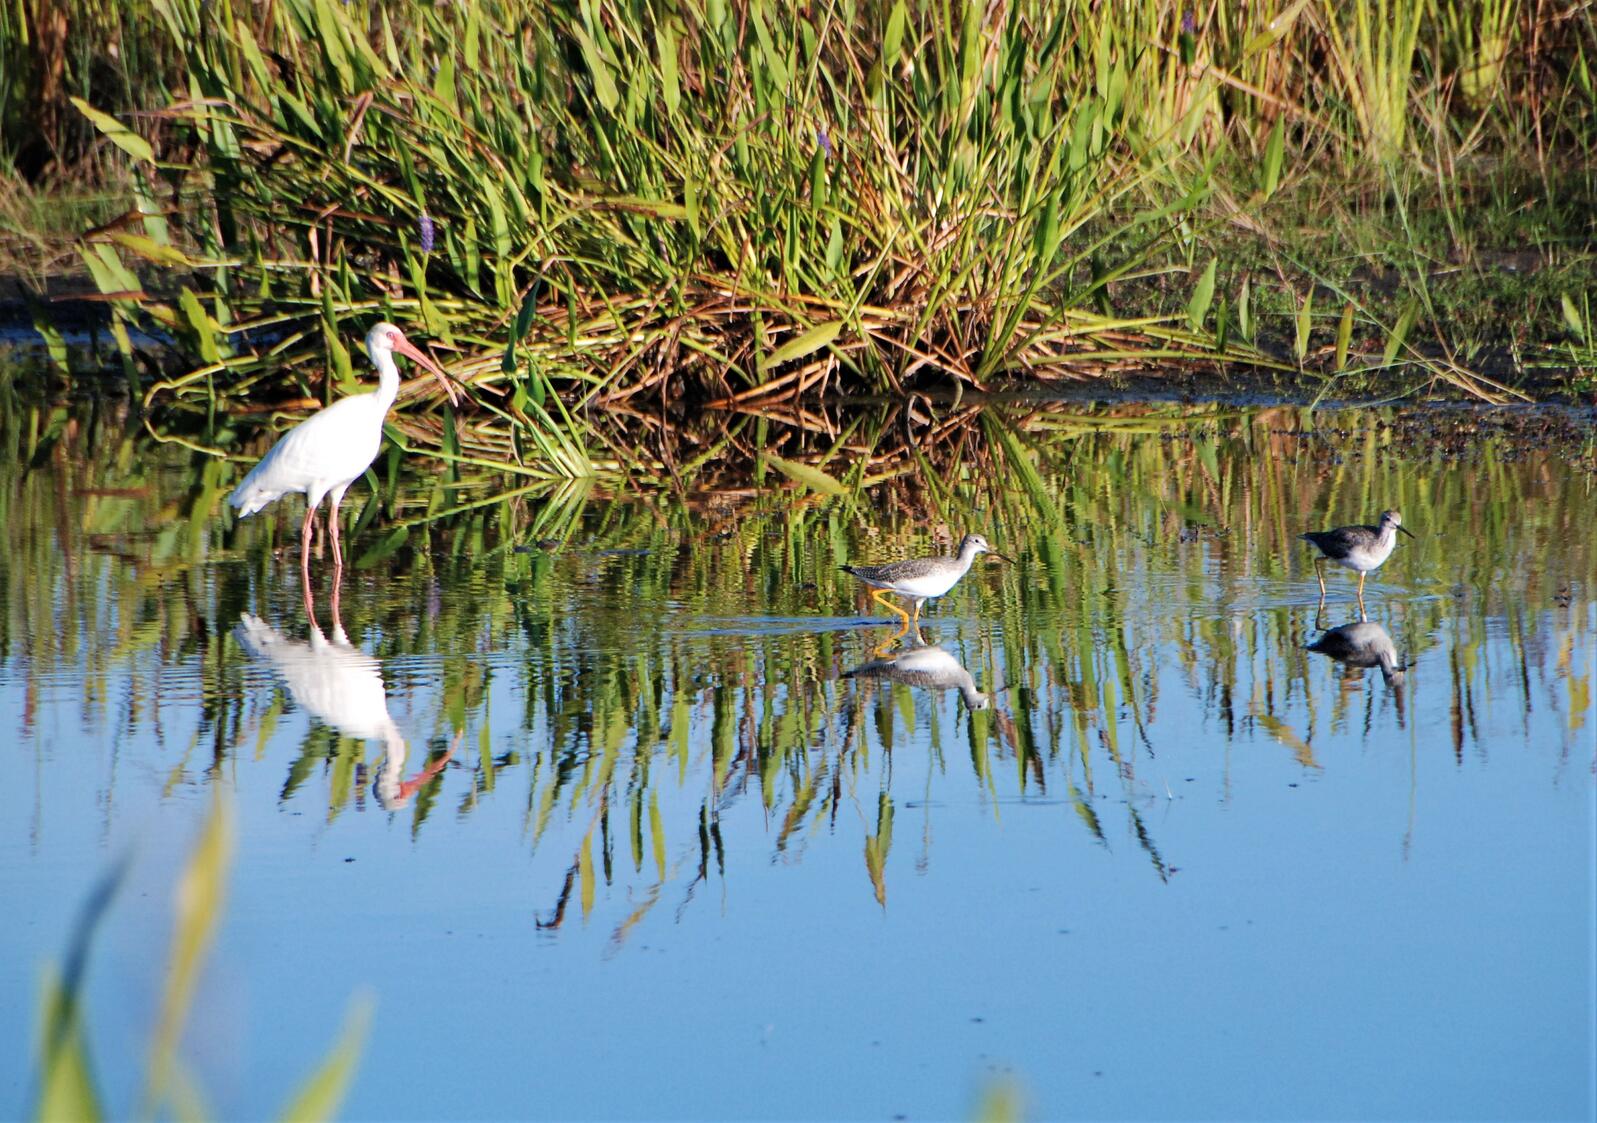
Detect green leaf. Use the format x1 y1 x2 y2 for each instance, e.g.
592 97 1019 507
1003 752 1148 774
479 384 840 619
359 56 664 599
180 288 223 364
657 22 680 115
355 525 409 568
1383 297 1420 367
1186 258 1217 332
1335 301 1354 370
758 453 846 497
1294 286 1313 364
1261 118 1284 199
1034 192 1061 265
69 97 153 162
311 0 354 92
762 320 842 370
883 0 907 65
575 29 619 112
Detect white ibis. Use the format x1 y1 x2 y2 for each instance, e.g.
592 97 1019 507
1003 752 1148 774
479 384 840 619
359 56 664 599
229 322 459 575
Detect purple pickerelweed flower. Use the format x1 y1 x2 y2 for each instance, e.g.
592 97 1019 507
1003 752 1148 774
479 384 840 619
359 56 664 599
817 129 833 159
418 212 436 254
1181 10 1196 35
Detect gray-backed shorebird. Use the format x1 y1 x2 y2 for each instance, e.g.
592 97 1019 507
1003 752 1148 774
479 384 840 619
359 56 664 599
842 533 1007 642
1300 510 1414 615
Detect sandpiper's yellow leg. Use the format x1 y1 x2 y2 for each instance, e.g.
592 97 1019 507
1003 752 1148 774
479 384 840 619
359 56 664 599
1356 571 1368 621
1314 557 1328 599
909 601 927 645
870 588 912 642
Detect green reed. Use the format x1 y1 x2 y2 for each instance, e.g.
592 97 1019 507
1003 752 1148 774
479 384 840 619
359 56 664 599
31 795 368 1122
18 0 1581 458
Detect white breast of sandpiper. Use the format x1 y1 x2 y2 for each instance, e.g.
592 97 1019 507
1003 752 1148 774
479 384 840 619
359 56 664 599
891 568 965 598
1337 534 1396 573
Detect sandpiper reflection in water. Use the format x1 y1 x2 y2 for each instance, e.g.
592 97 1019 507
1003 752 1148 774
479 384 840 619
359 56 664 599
843 640 990 711
1307 620 1406 686
235 613 451 810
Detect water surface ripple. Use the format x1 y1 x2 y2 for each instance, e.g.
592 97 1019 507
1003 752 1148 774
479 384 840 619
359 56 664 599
2 402 1593 1121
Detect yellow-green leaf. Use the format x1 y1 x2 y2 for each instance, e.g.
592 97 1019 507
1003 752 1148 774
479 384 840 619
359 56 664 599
277 997 372 1123
69 97 153 162
36 971 104 1123
758 453 846 497
579 832 595 918
109 232 191 267
763 320 842 370
148 796 233 1109
1561 294 1585 341
1335 301 1354 370
179 288 223 364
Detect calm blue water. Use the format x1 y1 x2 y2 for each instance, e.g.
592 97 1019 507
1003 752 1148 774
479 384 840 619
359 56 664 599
3 403 1594 1120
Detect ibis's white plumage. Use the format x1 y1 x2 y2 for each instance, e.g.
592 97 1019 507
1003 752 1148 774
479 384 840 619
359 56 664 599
228 322 457 572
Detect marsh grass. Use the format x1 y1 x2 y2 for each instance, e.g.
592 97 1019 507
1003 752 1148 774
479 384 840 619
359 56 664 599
5 0 1594 469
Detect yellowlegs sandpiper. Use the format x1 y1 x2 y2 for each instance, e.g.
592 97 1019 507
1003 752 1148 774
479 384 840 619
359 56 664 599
841 532 1007 642
1300 510 1413 616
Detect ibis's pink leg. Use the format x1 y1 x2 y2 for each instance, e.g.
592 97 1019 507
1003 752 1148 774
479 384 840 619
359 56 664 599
300 503 316 583
395 737 457 804
329 561 343 628
329 499 344 572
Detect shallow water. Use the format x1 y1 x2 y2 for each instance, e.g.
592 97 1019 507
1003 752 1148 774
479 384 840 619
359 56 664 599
2 399 1594 1121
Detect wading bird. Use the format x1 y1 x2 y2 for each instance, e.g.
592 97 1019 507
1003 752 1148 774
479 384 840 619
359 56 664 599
1300 509 1414 617
842 532 1007 644
229 322 459 578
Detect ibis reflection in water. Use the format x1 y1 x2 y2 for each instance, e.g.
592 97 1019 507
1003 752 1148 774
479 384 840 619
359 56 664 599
234 612 452 811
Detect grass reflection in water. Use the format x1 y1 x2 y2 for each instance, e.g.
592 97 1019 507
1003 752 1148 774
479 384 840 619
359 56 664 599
4 399 1592 933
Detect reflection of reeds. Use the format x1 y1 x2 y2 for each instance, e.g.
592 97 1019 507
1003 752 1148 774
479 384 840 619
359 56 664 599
5 399 1593 925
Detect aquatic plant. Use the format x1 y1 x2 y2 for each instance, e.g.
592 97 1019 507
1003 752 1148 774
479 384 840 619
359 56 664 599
31 796 369 1122
4 0 1591 448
